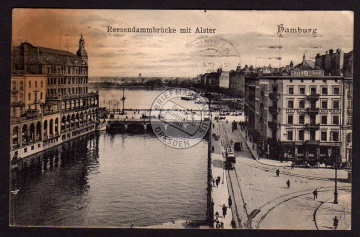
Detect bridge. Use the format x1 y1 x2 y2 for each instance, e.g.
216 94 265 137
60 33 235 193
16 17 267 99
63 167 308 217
104 109 210 134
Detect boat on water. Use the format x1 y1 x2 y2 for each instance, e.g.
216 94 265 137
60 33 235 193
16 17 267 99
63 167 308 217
96 121 107 131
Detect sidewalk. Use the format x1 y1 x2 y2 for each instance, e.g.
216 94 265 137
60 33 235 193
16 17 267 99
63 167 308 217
315 193 351 230
237 128 290 167
225 122 351 230
210 121 234 229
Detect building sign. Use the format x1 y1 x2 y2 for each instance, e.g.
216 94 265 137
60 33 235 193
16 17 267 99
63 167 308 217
291 70 324 77
319 109 341 113
285 109 306 113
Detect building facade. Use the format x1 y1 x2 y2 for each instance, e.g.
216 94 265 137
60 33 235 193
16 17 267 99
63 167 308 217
229 66 245 97
10 35 99 162
244 69 351 166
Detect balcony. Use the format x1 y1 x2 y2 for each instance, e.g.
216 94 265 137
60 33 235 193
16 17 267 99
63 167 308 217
305 140 320 145
268 106 280 115
11 101 25 107
306 107 319 115
269 92 280 101
43 110 59 116
26 109 40 119
305 123 320 130
268 121 280 130
306 93 320 101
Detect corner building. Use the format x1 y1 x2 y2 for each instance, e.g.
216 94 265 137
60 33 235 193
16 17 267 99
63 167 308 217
244 69 351 166
10 35 99 162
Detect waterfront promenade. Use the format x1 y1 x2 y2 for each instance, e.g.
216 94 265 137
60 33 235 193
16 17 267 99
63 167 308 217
217 119 351 229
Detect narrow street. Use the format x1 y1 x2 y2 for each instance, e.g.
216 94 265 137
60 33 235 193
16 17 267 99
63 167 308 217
213 118 351 230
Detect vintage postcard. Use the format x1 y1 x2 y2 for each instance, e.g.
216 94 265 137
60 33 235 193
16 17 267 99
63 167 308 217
10 9 352 229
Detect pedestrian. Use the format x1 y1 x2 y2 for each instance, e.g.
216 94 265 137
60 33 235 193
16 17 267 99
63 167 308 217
291 162 295 169
313 189 318 199
212 178 215 187
217 176 221 184
222 204 227 218
228 196 232 208
216 178 219 188
215 220 220 229
231 218 236 228
276 169 280 177
286 179 290 188
215 211 219 220
333 216 339 230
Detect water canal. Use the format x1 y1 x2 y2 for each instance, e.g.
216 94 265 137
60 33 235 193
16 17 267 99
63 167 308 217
10 89 208 227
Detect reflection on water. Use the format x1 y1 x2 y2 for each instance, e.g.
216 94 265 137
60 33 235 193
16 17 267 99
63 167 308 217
10 132 207 227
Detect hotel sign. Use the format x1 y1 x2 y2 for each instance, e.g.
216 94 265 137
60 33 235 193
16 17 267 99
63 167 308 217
291 70 324 76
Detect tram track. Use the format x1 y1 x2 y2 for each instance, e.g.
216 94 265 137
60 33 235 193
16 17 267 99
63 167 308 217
218 121 249 228
227 169 251 228
237 160 347 183
217 120 351 229
251 186 351 229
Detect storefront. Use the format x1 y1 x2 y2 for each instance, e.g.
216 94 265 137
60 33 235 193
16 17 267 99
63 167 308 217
281 142 296 160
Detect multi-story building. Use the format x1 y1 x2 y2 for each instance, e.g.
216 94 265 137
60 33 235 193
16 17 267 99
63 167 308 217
229 66 245 97
10 34 99 162
244 55 352 166
200 68 222 88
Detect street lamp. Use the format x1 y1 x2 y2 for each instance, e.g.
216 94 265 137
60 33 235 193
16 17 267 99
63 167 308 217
334 148 338 204
222 167 225 184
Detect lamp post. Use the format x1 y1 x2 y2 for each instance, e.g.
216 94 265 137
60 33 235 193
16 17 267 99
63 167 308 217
222 167 225 184
334 148 338 204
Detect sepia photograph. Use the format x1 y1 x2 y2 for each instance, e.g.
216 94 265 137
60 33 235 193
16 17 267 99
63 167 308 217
9 9 353 230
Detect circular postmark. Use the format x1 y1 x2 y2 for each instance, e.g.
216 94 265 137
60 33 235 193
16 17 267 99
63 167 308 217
185 35 241 73
150 88 211 149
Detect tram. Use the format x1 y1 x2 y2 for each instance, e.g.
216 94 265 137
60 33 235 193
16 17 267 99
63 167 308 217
225 148 236 170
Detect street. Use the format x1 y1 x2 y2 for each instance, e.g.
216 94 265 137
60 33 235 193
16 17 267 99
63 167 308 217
213 118 351 230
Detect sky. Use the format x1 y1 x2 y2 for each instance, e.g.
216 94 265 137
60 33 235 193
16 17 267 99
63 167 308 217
12 9 353 77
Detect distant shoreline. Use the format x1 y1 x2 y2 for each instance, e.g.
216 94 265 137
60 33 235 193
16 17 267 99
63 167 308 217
89 82 189 90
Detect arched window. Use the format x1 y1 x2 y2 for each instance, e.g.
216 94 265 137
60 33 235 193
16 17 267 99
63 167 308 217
35 81 37 88
28 93 31 100
41 81 43 87
12 81 16 90
29 81 31 88
20 81 23 89
40 92 43 100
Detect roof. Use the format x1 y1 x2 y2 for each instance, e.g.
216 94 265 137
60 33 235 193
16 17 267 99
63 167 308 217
295 60 315 70
39 47 76 57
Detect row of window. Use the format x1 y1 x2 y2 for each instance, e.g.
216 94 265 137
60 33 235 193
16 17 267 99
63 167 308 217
287 99 340 109
287 86 340 95
28 92 43 101
61 98 98 110
287 130 339 142
287 114 340 125
12 80 44 90
46 66 87 75
47 87 88 96
47 77 88 85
